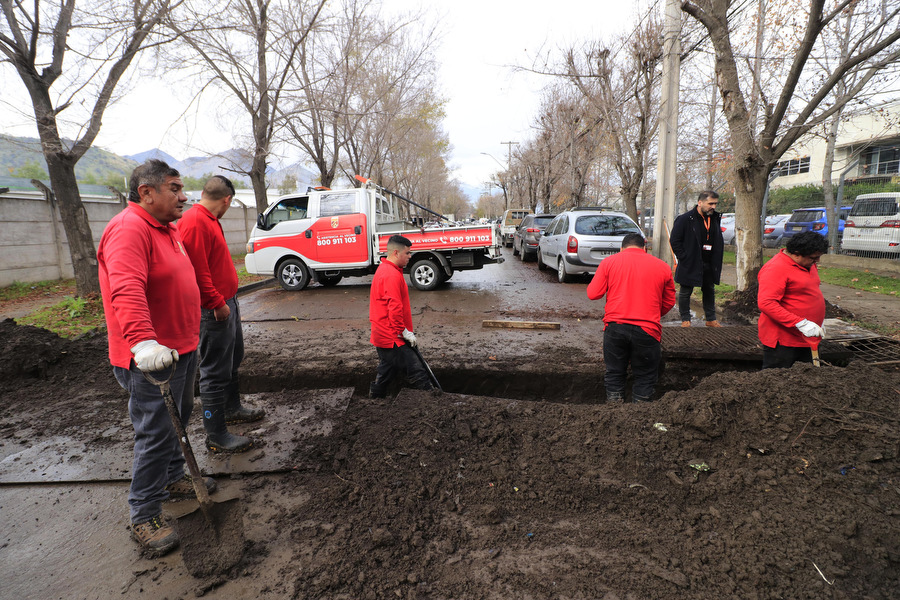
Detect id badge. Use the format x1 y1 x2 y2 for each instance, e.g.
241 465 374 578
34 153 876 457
703 244 712 251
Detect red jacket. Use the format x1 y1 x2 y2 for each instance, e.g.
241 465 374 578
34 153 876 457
369 258 413 348
179 203 239 309
757 250 825 348
586 247 676 341
98 203 201 368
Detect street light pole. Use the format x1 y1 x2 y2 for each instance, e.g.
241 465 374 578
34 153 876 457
481 151 510 211
501 141 518 209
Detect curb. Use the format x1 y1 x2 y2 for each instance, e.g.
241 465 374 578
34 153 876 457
237 278 276 296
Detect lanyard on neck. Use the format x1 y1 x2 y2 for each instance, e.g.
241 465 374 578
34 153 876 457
701 214 711 241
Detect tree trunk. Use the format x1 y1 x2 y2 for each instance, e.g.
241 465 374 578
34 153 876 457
733 167 768 292
822 113 841 253
43 151 100 296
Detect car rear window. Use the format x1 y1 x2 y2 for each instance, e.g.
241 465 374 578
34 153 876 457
789 210 824 223
574 215 641 236
534 216 555 227
850 198 899 217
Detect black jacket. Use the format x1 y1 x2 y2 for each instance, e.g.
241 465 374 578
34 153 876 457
669 207 724 287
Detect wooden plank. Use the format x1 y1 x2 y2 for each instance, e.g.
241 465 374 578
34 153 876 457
482 320 561 330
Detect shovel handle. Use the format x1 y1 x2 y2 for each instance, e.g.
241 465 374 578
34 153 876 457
143 368 213 511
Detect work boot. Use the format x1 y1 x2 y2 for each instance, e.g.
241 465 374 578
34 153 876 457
224 381 265 425
202 396 253 454
606 391 625 403
681 321 691 327
705 320 722 328
131 514 179 557
632 394 652 403
165 473 218 501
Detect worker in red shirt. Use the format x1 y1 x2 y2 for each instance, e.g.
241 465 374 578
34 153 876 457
587 233 676 403
179 176 264 454
368 235 434 398
757 230 828 369
98 159 215 557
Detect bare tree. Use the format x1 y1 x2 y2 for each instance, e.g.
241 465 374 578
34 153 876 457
168 0 326 213
563 17 663 221
0 0 180 295
681 0 900 291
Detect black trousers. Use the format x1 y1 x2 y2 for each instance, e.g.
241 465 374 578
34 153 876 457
678 262 717 322
370 344 433 398
603 323 662 400
761 343 813 369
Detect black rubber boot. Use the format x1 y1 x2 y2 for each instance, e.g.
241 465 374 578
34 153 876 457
224 381 265 424
606 391 625 403
202 396 253 453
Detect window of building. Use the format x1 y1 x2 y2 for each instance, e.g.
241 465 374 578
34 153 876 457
774 156 811 176
862 145 900 176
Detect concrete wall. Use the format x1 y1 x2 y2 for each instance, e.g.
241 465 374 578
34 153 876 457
0 191 259 287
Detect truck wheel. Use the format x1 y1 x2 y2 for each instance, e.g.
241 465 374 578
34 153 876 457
409 258 443 291
537 250 547 271
557 258 572 283
277 258 311 291
317 274 343 287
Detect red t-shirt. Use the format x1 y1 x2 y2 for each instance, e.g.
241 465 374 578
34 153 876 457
586 247 676 341
98 203 201 368
178 203 239 309
757 250 825 348
369 258 413 348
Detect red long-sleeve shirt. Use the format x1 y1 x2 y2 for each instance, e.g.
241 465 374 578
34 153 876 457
586 247 676 341
178 203 239 309
98 203 201 368
757 250 825 349
369 258 413 348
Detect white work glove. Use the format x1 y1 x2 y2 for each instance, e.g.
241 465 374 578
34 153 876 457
401 328 418 348
131 340 179 372
795 319 824 338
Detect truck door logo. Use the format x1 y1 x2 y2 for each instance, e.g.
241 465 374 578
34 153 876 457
331 217 339 228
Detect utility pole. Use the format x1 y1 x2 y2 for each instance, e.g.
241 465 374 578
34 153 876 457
501 141 518 209
652 0 681 266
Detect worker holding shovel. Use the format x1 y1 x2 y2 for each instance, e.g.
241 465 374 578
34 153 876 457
757 231 828 369
368 235 436 398
98 159 216 557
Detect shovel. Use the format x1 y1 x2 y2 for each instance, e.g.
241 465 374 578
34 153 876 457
410 344 442 391
143 367 245 578
811 338 821 367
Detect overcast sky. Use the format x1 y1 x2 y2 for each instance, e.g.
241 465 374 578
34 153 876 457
2 0 651 195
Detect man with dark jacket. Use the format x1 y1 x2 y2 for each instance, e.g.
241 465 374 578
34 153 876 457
669 191 724 327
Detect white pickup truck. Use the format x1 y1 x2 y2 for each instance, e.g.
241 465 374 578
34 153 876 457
245 180 504 291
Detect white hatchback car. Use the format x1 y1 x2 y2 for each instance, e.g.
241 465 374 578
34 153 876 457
537 208 644 283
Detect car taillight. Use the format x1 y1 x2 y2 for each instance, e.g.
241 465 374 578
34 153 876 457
813 223 825 230
526 227 540 232
881 220 900 228
720 226 726 232
764 227 774 234
845 220 855 227
567 235 578 253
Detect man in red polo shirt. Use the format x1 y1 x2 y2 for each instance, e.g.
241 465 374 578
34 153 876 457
757 230 828 369
179 175 264 454
368 235 434 398
98 159 215 557
587 233 676 403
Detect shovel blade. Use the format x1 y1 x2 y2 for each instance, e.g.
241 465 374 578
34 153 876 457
172 497 245 578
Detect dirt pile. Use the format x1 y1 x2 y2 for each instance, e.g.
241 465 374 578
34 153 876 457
1 319 898 598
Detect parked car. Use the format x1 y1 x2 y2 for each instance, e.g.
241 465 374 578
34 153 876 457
537 208 644 283
781 206 851 244
841 192 900 258
513 213 556 261
719 213 736 245
762 214 792 248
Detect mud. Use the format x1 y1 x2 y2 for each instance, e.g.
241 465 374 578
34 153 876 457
1 313 899 599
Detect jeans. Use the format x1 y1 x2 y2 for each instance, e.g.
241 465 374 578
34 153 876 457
603 323 662 400
761 343 813 369
678 262 717 321
370 344 433 398
198 296 243 404
114 350 197 523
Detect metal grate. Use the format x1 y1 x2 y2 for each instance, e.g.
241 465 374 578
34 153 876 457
839 336 900 366
661 325 852 363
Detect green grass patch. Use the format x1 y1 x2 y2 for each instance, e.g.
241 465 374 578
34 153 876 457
0 279 75 302
16 295 106 339
817 267 900 296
